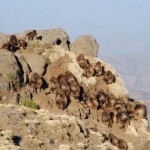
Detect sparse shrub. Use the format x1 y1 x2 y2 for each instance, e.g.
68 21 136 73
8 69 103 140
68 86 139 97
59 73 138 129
6 73 21 89
22 98 39 109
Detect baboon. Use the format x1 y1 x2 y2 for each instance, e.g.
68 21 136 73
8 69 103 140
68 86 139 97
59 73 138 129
17 39 28 50
26 30 37 41
0 42 12 51
57 74 67 84
84 63 94 78
29 73 43 92
76 54 88 69
36 36 42 40
65 71 77 84
108 133 119 146
69 81 80 99
133 104 147 120
116 112 129 128
94 61 105 76
96 90 108 109
49 77 60 93
104 71 116 84
9 35 18 46
55 88 68 110
126 101 135 114
118 139 128 150
101 110 114 127
60 81 70 96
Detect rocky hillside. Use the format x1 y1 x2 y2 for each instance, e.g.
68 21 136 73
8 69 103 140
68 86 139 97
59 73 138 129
0 28 150 150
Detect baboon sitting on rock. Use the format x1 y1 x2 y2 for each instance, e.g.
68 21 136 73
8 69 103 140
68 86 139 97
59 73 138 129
94 61 105 76
29 73 43 93
18 39 28 50
104 71 116 84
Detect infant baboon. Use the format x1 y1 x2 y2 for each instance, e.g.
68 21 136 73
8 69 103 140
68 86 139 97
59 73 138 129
108 133 119 146
29 73 43 92
104 71 116 84
36 36 42 40
0 42 12 51
18 39 28 50
118 139 128 150
55 88 68 110
49 77 60 93
101 110 114 127
133 104 147 120
26 30 37 41
9 35 18 46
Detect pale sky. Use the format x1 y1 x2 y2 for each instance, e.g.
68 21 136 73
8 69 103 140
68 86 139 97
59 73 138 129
0 0 150 55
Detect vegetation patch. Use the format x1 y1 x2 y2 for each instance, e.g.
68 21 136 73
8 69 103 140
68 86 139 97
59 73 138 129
22 98 39 109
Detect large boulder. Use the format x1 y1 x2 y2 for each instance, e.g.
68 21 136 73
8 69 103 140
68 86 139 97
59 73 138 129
0 50 20 91
22 52 46 76
0 32 9 47
70 35 99 57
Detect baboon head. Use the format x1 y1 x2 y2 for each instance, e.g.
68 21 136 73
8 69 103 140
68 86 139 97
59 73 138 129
94 61 101 72
9 35 18 46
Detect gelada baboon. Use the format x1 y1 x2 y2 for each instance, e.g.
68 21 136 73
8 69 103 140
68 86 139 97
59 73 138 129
118 139 128 150
55 88 68 110
104 71 116 84
18 39 28 50
26 30 37 41
49 77 60 93
133 103 147 120
65 71 77 84
116 112 129 128
77 54 88 69
108 133 119 146
101 110 114 128
84 62 94 78
69 81 80 99
29 73 43 93
9 35 18 46
36 36 42 41
94 61 105 76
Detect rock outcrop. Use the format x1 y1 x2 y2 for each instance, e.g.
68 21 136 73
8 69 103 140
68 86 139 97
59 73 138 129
0 28 149 150
70 35 99 57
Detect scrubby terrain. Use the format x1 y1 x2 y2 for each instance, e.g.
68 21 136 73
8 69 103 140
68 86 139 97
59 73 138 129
0 28 150 150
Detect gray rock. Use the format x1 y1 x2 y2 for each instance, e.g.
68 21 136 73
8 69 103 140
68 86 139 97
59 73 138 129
70 35 99 57
0 50 20 91
38 28 70 51
22 52 46 76
0 76 12 91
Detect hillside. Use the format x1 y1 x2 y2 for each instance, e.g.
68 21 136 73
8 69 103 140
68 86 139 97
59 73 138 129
0 28 150 150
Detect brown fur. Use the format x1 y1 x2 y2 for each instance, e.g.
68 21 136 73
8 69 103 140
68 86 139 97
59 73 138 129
94 61 105 76
101 110 114 127
36 36 42 40
49 77 60 93
104 71 116 84
29 73 43 92
65 71 77 84
85 63 94 78
108 134 119 146
118 139 128 150
57 74 67 84
9 35 18 46
69 81 80 99
133 104 147 120
60 81 70 96
55 88 68 110
77 54 88 69
26 30 37 41
18 39 28 50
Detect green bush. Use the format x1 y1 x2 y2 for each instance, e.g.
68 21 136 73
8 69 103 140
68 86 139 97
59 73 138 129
22 99 38 109
7 73 21 89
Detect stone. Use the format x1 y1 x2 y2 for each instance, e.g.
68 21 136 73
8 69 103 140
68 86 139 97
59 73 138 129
70 35 99 57
22 52 46 76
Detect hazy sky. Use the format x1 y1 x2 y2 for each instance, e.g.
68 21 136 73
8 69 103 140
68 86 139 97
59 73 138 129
0 0 150 56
